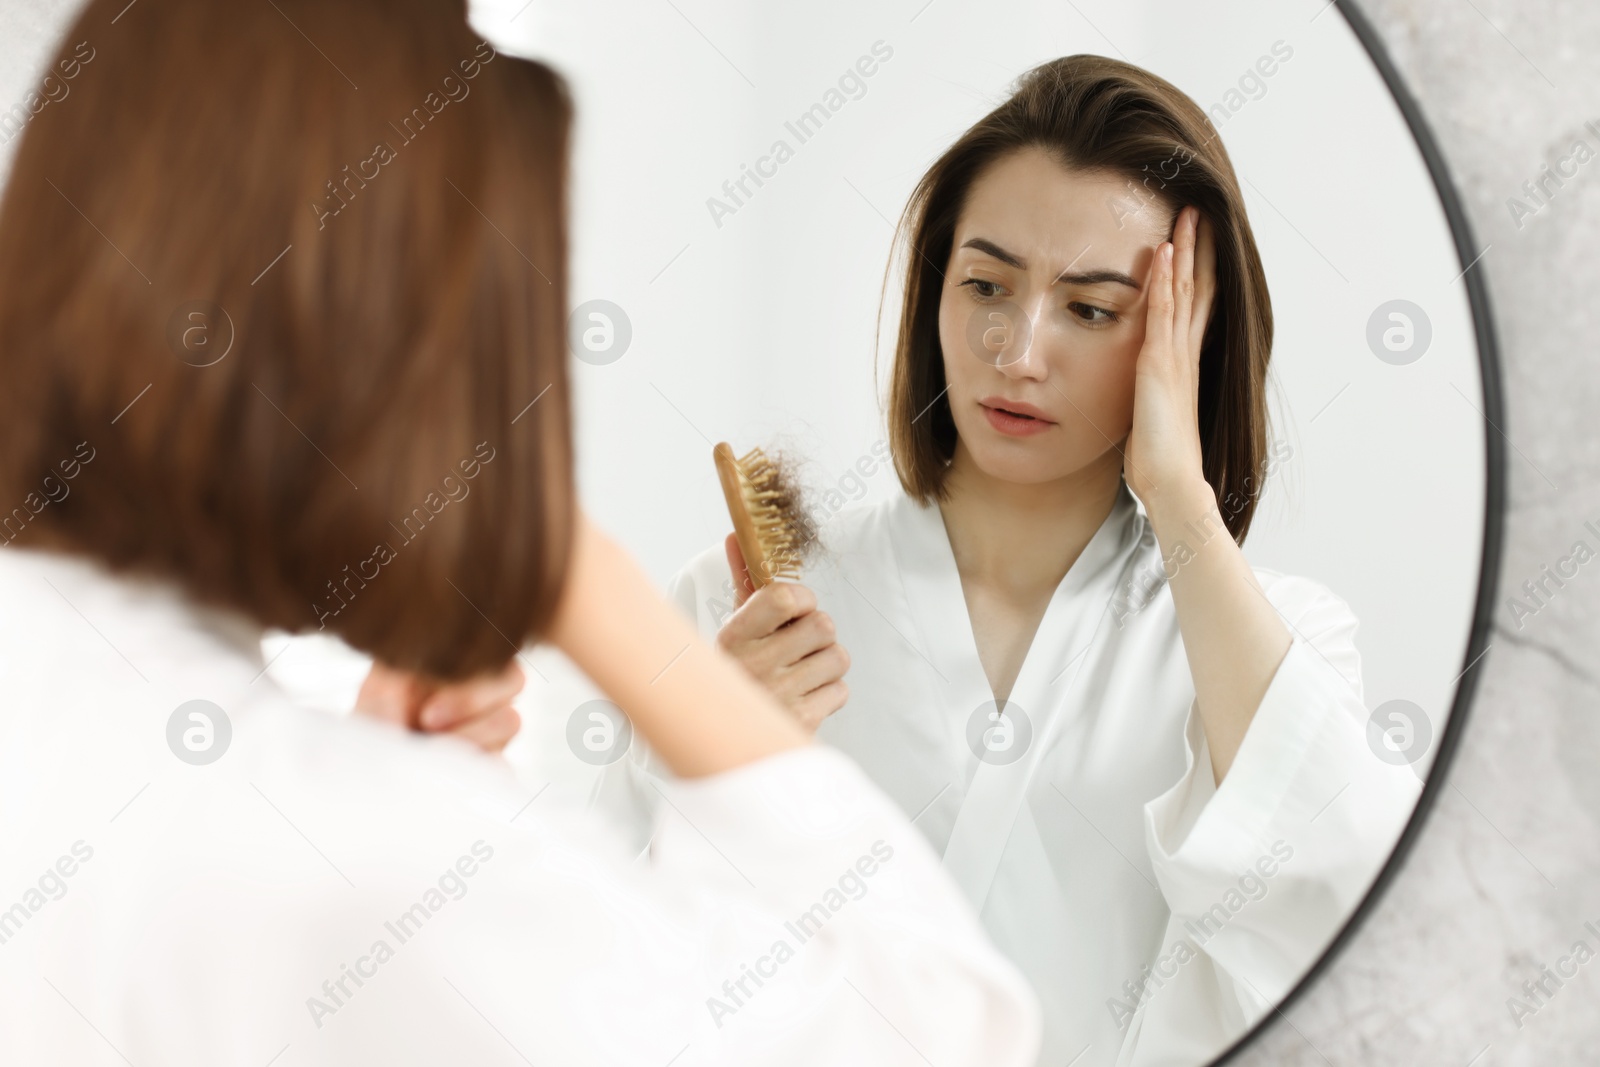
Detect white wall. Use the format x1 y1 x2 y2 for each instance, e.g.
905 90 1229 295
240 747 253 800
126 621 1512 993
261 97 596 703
542 0 1485 780
0 0 1486 793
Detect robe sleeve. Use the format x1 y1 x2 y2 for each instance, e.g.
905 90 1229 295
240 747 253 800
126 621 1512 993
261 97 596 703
69 719 1042 1065
631 744 1042 1064
1120 572 1423 1066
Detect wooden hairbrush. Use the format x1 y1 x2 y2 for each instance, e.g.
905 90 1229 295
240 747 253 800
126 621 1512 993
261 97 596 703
713 441 815 590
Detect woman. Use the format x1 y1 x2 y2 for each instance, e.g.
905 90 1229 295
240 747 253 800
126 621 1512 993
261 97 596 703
0 1 1040 1063
605 56 1422 1067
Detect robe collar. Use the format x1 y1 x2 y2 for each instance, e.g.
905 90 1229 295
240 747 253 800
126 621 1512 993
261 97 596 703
884 476 1151 910
886 475 1146 705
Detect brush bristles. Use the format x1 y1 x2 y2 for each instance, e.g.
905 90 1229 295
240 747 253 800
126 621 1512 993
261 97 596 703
735 446 816 580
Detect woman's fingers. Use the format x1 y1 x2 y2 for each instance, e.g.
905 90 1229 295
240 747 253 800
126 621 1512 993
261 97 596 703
709 577 848 733
723 533 755 608
1172 207 1197 348
418 660 526 730
1144 235 1176 362
755 608 837 674
354 664 428 726
442 703 523 753
720 581 819 650
793 680 850 732
353 659 526 753
777 640 851 701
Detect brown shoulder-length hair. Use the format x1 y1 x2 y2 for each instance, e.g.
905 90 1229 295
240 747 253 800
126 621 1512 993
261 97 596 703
0 0 573 679
887 54 1274 542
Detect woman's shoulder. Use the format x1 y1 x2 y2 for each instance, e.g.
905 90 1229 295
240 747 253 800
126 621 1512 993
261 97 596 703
812 492 906 552
1247 567 1364 697
1250 566 1360 635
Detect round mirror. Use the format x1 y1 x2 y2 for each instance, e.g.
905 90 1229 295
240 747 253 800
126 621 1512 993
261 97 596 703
472 1 1501 1063
168 0 1495 1062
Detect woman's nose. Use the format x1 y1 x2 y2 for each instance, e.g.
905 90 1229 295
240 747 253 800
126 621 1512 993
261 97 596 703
966 299 1048 379
990 301 1049 381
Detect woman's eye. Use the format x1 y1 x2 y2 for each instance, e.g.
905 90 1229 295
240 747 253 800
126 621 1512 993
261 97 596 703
959 278 1004 300
1068 302 1117 324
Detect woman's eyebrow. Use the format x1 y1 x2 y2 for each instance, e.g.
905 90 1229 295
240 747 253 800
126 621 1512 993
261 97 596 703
960 237 1025 269
960 238 1141 290
1054 268 1142 290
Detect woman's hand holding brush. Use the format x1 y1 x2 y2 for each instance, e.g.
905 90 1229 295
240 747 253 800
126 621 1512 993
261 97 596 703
715 533 851 733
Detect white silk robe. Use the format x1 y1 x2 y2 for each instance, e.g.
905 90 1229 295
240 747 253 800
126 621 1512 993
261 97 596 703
0 545 1040 1066
599 479 1422 1067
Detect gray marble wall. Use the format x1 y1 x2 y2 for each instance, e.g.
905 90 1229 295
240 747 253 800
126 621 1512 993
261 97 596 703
1235 1 1600 1064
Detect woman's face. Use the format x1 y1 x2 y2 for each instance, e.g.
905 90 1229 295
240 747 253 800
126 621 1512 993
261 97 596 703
936 146 1173 488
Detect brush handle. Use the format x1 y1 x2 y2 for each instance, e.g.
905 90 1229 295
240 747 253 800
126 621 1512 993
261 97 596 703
713 441 773 591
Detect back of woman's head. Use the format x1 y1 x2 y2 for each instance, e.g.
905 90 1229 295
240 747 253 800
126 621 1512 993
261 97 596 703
0 0 573 679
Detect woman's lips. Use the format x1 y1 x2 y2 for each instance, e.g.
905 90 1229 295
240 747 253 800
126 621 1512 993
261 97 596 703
979 398 1055 437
